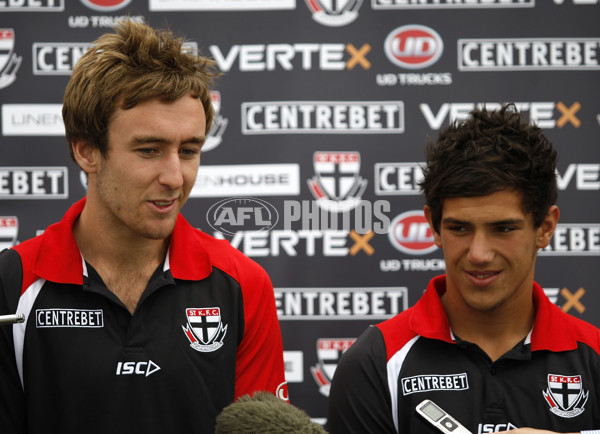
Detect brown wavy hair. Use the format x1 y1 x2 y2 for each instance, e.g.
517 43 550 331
63 19 218 162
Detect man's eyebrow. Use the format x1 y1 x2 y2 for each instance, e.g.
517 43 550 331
131 135 206 145
487 218 525 226
441 217 469 226
184 136 206 145
442 217 525 227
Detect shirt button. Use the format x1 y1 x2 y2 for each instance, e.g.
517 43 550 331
489 366 496 375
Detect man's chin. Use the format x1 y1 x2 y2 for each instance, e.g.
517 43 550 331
141 221 177 241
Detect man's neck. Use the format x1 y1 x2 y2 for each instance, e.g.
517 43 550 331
442 293 535 362
73 205 169 275
73 206 170 314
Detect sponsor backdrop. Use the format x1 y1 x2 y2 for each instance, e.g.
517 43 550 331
1 0 599 423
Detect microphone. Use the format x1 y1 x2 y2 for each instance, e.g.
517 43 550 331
0 313 25 325
215 391 326 433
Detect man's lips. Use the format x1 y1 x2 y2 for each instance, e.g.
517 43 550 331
152 200 175 207
468 271 499 279
148 199 177 213
465 270 501 286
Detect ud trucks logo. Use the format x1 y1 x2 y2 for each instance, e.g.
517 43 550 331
80 0 132 11
384 25 443 69
307 151 367 213
388 210 438 255
182 307 228 353
543 374 588 418
304 0 363 27
0 29 22 89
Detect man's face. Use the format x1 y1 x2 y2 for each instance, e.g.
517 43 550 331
91 94 206 241
425 190 557 314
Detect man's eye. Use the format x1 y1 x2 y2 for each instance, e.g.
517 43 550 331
496 226 516 233
180 147 200 157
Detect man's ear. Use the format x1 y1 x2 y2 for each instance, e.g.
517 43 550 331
424 205 442 248
71 140 101 175
536 205 560 249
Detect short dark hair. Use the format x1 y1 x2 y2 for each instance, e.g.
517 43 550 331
420 103 558 233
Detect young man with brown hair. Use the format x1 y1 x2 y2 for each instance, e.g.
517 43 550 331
0 20 287 433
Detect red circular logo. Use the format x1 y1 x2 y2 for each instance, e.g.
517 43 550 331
384 25 444 69
388 210 437 255
80 0 132 11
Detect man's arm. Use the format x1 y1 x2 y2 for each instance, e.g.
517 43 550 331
234 266 287 399
0 249 26 432
327 326 397 434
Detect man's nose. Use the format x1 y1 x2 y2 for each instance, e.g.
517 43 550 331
158 151 184 189
467 231 495 264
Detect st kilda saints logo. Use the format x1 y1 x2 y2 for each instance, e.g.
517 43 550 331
0 29 22 89
203 91 228 152
311 338 355 397
0 217 18 250
304 0 363 27
543 374 588 418
182 307 228 353
307 151 367 213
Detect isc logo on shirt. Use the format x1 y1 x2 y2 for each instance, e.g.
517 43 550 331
478 423 517 433
115 360 161 377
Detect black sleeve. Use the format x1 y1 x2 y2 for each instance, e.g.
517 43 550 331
327 325 397 434
0 248 27 432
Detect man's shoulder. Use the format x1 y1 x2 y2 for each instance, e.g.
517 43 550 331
376 308 413 335
561 310 600 349
534 293 600 355
10 231 45 257
375 308 420 358
4 233 45 282
190 228 260 263
181 226 269 282
338 325 388 367
0 245 24 272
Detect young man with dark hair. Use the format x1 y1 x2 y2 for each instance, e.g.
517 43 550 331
327 104 600 433
0 20 287 433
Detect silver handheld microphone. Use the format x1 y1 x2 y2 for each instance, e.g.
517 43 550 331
0 313 25 325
